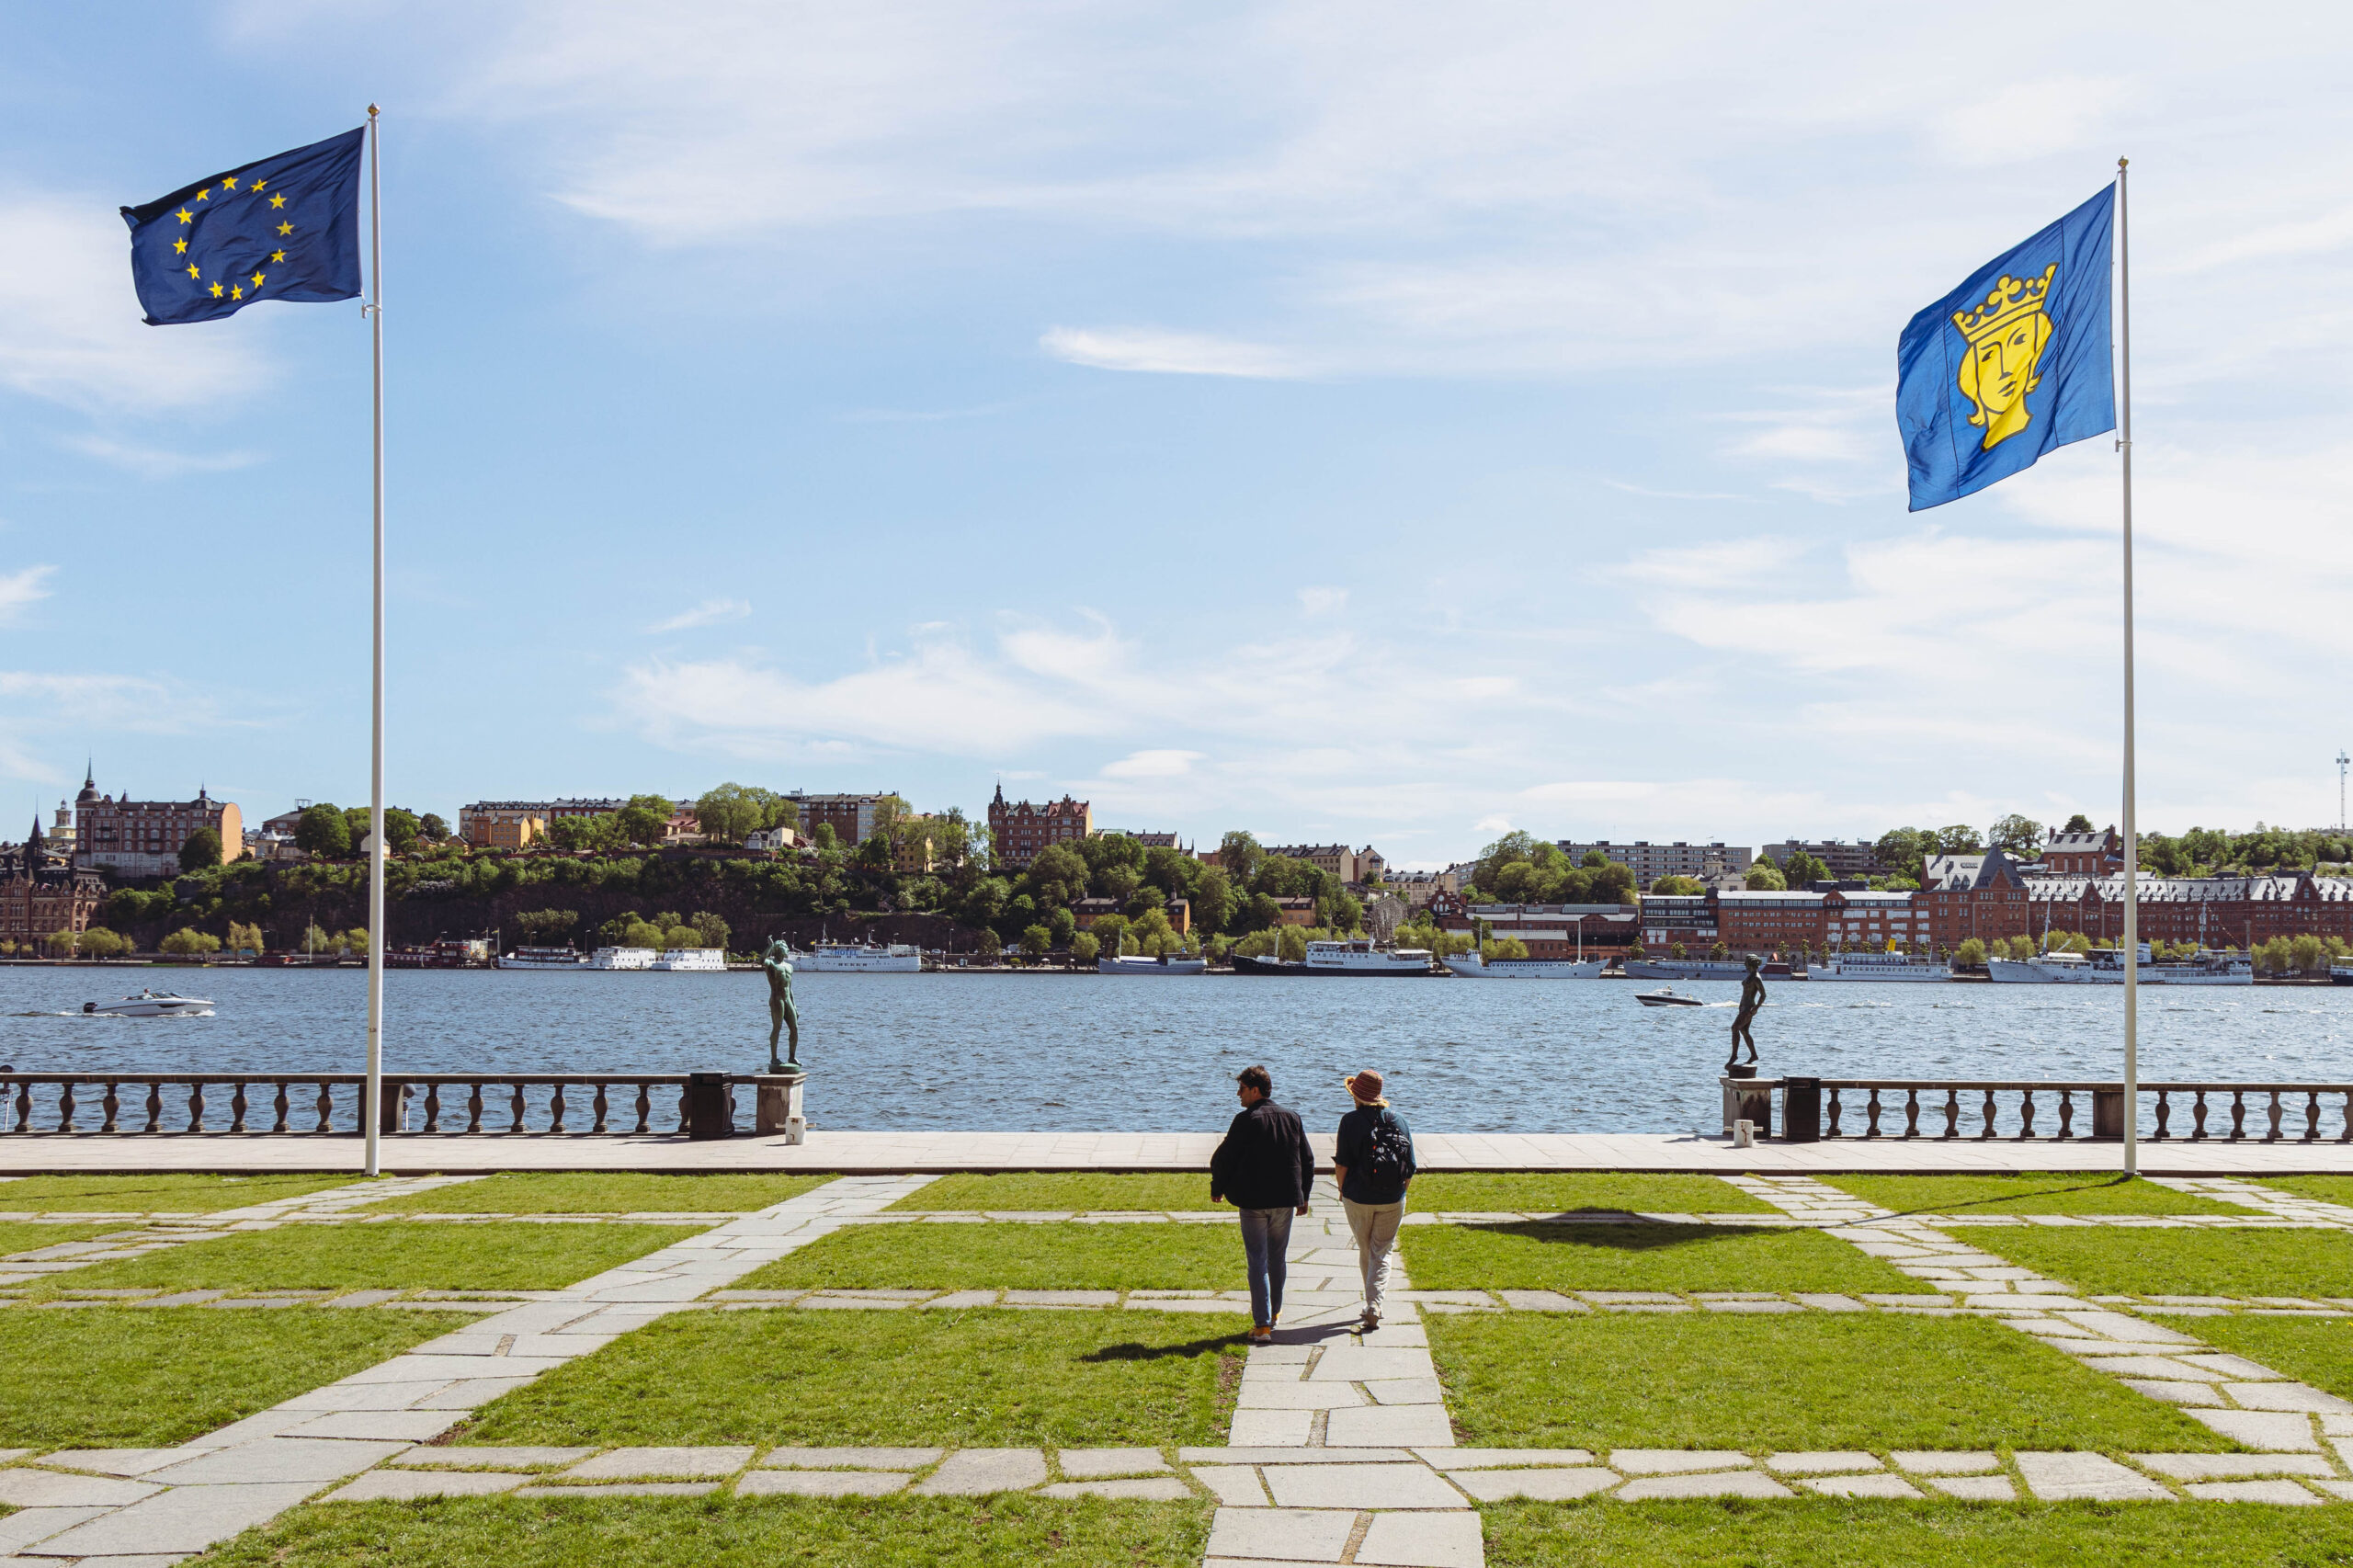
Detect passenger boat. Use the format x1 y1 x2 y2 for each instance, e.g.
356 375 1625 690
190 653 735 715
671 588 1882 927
650 948 727 971
793 941 922 973
496 946 587 970
1233 939 1438 976
2334 960 2353 987
589 947 656 970
1811 953 1953 983
1444 952 1608 979
1986 945 2254 985
1621 958 1750 980
1098 954 1208 975
84 989 212 1017
1634 988 1705 1007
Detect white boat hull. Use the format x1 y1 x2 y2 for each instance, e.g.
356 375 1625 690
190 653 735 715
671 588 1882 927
1445 954 1606 979
1987 957 2253 985
1098 956 1207 975
1622 960 1748 981
1812 959 1953 983
497 949 587 970
651 949 728 971
795 943 922 972
86 993 211 1017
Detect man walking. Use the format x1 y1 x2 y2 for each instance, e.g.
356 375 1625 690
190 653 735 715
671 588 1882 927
1333 1069 1415 1330
1211 1064 1314 1343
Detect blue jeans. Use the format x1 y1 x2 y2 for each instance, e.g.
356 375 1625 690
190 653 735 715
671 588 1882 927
1238 1206 1295 1327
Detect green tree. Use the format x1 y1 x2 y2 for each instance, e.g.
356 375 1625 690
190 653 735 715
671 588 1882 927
300 922 333 956
689 911 732 951
225 920 265 956
1872 828 1938 884
974 927 1003 961
295 803 351 858
1481 936 1530 962
1743 861 1788 892
1020 924 1053 961
418 812 450 842
694 783 776 845
178 826 222 871
515 909 580 944
617 795 675 846
1191 866 1233 935
1781 850 1832 886
1649 874 1704 895
1218 831 1265 889
382 808 420 854
1936 824 1983 855
1276 925 1308 962
1026 844 1090 909
343 926 371 956
2063 812 2095 835
1987 813 2043 858
160 927 222 955
1954 937 1987 969
812 823 839 852
1071 931 1100 965
1093 915 1130 958
77 927 130 958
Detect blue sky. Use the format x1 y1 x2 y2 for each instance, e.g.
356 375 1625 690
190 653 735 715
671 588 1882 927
4 3 2350 869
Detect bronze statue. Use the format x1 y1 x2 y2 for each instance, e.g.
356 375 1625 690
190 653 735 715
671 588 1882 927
1728 955 1765 1073
762 939 801 1072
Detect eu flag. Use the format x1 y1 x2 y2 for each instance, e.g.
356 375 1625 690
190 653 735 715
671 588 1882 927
121 128 363 326
1897 186 2115 511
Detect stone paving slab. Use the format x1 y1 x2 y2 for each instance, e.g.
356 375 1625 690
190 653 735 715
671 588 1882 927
1803 1473 1923 1498
1044 1477 1195 1500
1619 1471 1794 1500
145 1437 411 1485
1263 1464 1465 1510
1356 1509 1483 1568
0 1470 159 1507
1451 1468 1618 1502
563 1446 755 1479
1763 1451 1881 1474
28 1449 188 1477
912 1449 1049 1495
2015 1451 2175 1501
756 1446 944 1470
325 1469 529 1502
2188 1410 2322 1450
1059 1448 1172 1477
392 1446 597 1469
0 1506 112 1554
1205 1507 1356 1562
34 1482 322 1556
739 1470 910 1496
516 1481 721 1496
1928 1474 2019 1500
1326 1406 1455 1448
1609 1449 1754 1475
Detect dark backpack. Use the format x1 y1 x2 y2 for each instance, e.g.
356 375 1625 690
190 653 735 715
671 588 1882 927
1358 1111 1410 1195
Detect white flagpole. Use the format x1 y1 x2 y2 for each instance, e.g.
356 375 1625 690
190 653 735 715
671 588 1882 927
363 106 388 1177
2117 155 2138 1177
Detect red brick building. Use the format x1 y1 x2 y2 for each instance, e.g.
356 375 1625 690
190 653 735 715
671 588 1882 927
74 772 243 879
2040 827 2126 878
988 786 1090 870
0 816 106 945
1918 851 2034 948
1430 891 1638 955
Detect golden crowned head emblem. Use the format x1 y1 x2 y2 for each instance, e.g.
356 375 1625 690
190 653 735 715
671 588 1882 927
1950 264 2057 450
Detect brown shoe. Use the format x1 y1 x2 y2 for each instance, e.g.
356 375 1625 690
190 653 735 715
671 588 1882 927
1248 1324 1273 1343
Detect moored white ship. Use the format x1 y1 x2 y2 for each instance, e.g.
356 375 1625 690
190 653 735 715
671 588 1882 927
1811 952 1953 983
794 941 922 973
1444 952 1607 979
589 946 656 970
650 948 727 971
1986 945 2253 985
497 946 587 970
1620 957 1749 981
1233 939 1437 976
1098 954 1208 975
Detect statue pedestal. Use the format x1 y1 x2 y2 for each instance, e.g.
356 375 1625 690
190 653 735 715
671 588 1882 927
1720 1075 1778 1141
754 1074 808 1144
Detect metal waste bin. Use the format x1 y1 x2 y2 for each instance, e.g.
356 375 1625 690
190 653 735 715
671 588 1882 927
685 1073 735 1140
1781 1076 1821 1143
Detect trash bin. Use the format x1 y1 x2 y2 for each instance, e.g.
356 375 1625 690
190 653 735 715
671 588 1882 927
685 1073 735 1140
1782 1076 1821 1143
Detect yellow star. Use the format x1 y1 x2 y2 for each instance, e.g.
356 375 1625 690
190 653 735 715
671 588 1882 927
221 176 238 190
277 222 293 236
176 209 193 224
196 187 210 201
250 179 267 192
172 238 188 255
210 281 224 298
231 285 243 300
185 263 199 280
249 271 264 289
269 194 286 210
270 249 286 263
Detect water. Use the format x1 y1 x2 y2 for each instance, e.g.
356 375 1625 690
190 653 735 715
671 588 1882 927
7 968 2350 1134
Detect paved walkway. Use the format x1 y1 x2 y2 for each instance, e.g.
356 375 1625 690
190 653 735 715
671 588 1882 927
9 1130 2353 1175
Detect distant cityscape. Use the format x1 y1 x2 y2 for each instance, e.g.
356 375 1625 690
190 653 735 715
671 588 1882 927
3 767 2350 967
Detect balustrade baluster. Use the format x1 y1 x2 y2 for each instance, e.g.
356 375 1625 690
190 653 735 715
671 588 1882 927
676 1087 689 1132
1866 1089 1882 1138
58 1082 75 1132
2228 1091 2246 1142
509 1083 526 1134
1904 1091 1920 1138
2342 1091 2353 1144
315 1081 334 1133
634 1083 652 1135
423 1084 441 1133
101 1081 119 1133
2309 1091 2325 1143
272 1081 290 1133
2018 1089 2036 1140
230 1082 248 1132
2058 1089 2075 1140
1980 1088 1997 1140
9 1079 28 1133
466 1083 483 1133
593 1084 609 1134
144 1083 164 1133
549 1084 567 1134
187 1082 205 1132
1940 1089 1958 1139
2191 1090 2210 1141
2267 1091 2283 1143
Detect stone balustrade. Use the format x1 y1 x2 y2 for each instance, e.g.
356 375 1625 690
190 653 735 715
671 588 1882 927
0 1073 756 1136
1814 1080 2353 1143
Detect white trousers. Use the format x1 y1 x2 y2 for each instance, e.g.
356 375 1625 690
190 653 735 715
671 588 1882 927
1344 1196 1405 1316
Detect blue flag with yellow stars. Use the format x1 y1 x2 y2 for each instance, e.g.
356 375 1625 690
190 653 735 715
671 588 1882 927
1897 185 2116 511
121 128 363 326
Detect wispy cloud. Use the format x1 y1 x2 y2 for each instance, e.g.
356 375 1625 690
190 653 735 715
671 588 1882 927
0 567 55 627
1297 586 1348 616
648 597 752 633
55 434 261 478
1040 327 1307 379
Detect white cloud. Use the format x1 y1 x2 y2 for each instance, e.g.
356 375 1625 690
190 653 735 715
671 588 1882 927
1297 585 1348 616
1101 748 1202 779
55 434 261 478
647 597 752 633
1040 327 1306 379
0 568 56 627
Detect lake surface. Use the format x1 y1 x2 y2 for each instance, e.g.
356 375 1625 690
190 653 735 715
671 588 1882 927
7 967 2350 1134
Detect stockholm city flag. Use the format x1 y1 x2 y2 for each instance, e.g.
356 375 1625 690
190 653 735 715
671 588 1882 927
121 128 363 326
1897 185 2116 510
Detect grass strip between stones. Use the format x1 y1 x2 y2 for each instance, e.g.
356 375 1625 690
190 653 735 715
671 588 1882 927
358 1172 840 1215
1404 1221 1917 1293
2258 1175 2353 1210
1427 1311 2233 1453
1479 1497 2353 1567
0 1221 127 1256
1979 1225 2353 1301
32 1220 706 1294
1410 1173 1778 1215
885 1173 1224 1213
0 1305 480 1448
460 1308 1247 1448
204 1494 1214 1568
0 1172 358 1212
739 1222 1245 1292
1821 1174 2256 1218
2189 1312 2353 1404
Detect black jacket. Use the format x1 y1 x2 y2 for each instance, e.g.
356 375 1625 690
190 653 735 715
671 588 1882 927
1335 1105 1415 1204
1211 1098 1315 1210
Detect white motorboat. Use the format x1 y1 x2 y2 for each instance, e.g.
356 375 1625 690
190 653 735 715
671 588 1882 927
1634 988 1706 1007
1098 954 1208 975
794 941 922 972
651 948 727 971
1444 952 1607 979
1986 945 2252 985
1233 940 1437 976
85 989 212 1018
589 946 656 971
1812 953 1953 983
496 947 587 970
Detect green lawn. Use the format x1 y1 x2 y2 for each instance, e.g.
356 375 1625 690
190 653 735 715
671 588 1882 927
888 1173 1222 1212
0 1221 124 1257
0 1306 478 1448
463 1308 1246 1448
1404 1221 1915 1293
1821 1174 2252 1217
360 1173 837 1215
1483 1499 2353 1567
1410 1174 1775 1214
1982 1225 2353 1300
2193 1313 2353 1403
0 1173 357 1212
2256 1176 2353 1209
208 1495 1212 1568
38 1221 702 1294
739 1222 1241 1292
1429 1312 2228 1452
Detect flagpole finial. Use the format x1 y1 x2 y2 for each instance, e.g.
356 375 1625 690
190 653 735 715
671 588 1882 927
368 104 381 119
2117 155 2128 169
